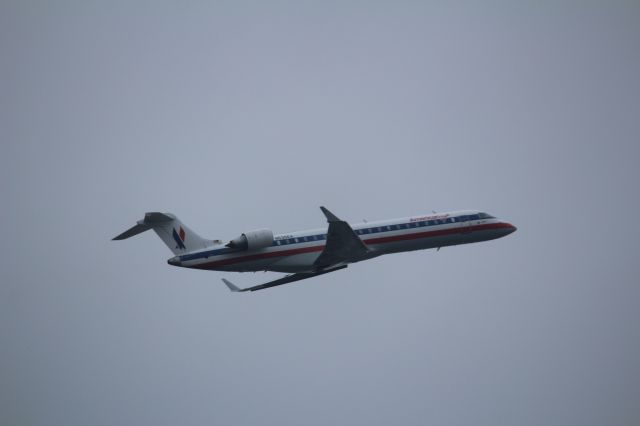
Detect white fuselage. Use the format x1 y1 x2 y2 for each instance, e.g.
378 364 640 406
169 210 516 273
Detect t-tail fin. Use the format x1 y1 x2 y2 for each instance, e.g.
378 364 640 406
113 212 211 254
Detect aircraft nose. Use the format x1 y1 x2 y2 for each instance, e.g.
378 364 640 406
503 222 517 235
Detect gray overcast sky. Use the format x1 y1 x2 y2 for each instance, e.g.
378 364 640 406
1 1 639 425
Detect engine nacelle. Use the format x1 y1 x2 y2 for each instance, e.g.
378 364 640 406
226 228 273 251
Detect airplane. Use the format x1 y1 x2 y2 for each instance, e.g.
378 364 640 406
113 207 516 292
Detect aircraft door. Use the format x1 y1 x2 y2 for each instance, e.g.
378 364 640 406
460 215 472 234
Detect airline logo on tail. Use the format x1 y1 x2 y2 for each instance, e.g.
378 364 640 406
172 226 186 250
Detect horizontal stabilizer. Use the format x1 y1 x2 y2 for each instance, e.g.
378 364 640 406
112 212 211 254
112 222 151 240
142 212 174 223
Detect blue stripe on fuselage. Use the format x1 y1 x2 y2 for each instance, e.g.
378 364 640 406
180 246 235 261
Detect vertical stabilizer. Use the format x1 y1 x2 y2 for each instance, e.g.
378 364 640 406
113 212 211 255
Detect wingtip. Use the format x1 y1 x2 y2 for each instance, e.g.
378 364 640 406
222 278 241 292
320 206 340 222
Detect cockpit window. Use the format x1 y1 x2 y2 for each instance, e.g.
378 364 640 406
478 212 495 219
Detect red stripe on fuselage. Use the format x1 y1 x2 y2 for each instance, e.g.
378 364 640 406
192 245 324 269
191 222 513 270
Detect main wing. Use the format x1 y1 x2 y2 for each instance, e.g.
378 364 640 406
220 206 368 292
222 265 348 292
314 206 369 268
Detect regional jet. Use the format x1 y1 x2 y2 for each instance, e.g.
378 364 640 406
113 207 516 292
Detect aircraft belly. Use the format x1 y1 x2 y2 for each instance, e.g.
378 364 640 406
268 252 321 273
185 245 323 273
365 231 479 254
367 237 440 254
227 258 279 272
467 227 511 242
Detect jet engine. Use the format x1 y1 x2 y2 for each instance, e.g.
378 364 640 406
226 228 273 251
